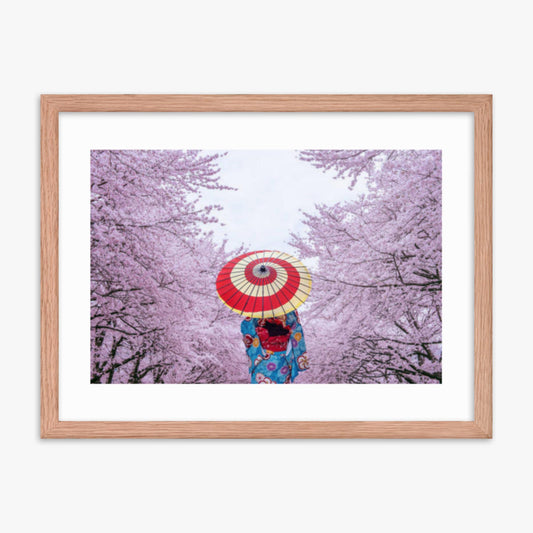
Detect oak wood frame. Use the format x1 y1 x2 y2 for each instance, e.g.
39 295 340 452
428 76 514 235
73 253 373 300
41 94 492 439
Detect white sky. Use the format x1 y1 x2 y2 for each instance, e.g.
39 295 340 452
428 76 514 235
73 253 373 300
198 150 366 265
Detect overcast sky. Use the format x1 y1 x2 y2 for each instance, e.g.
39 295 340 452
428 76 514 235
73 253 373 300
198 150 367 265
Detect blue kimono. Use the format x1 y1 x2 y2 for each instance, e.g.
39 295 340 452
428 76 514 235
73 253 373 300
240 310 309 384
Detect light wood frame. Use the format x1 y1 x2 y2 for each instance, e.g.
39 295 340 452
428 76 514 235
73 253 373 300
41 95 492 439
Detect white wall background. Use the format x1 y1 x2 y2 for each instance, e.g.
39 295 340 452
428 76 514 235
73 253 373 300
1 1 530 532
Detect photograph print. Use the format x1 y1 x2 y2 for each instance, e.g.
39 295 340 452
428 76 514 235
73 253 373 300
90 149 442 385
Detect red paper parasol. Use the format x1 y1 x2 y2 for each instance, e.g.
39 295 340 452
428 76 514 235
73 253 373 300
216 250 312 318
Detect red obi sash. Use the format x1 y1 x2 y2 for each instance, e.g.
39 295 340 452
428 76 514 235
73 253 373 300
255 317 291 352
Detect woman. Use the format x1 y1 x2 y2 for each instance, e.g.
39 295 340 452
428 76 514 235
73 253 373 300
240 310 309 384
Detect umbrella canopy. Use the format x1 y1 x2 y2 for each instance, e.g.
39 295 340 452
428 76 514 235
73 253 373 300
216 250 312 318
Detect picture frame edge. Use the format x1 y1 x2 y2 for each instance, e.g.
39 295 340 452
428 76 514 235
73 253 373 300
40 94 493 439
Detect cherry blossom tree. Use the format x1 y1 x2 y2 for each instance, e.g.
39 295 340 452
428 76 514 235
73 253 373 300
292 150 442 383
91 150 246 384
91 149 442 385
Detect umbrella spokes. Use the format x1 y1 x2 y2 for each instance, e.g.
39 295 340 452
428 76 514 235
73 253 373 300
216 250 312 319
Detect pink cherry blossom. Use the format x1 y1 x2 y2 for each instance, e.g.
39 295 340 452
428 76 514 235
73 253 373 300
91 150 247 383
293 150 442 383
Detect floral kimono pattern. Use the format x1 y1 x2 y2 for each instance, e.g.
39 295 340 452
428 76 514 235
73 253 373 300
240 310 309 384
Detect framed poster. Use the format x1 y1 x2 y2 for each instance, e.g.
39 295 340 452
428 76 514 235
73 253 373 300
41 94 492 438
